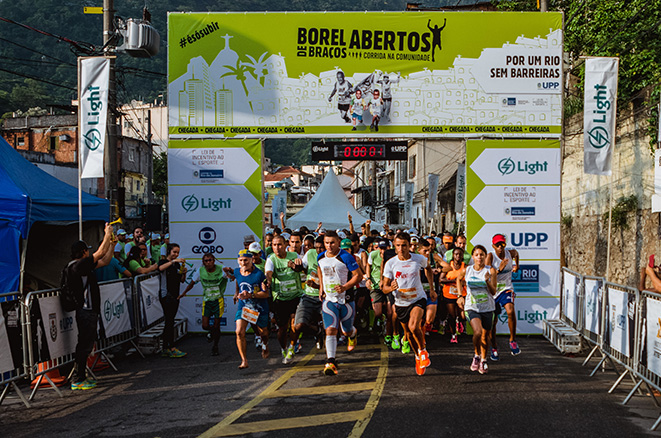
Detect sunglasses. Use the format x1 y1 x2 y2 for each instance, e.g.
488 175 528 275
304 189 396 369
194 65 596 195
495 242 506 248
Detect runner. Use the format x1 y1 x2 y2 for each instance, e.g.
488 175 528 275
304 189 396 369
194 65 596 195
456 245 497 374
348 234 371 332
233 249 270 369
440 247 467 344
417 239 438 341
265 235 304 364
318 231 362 376
486 234 521 359
179 253 234 356
382 232 434 375
367 239 392 339
380 239 401 350
294 235 325 351
447 234 472 265
440 233 455 262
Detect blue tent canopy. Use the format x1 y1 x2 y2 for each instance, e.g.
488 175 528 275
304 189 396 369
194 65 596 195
0 137 109 292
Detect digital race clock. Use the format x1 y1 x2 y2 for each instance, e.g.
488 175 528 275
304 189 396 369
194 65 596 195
311 141 408 161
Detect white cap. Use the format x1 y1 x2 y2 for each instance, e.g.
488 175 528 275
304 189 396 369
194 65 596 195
281 232 291 241
152 233 161 240
248 242 261 253
338 231 347 239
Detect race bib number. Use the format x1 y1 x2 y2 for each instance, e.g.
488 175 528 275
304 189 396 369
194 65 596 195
399 287 418 300
280 279 298 293
241 305 259 324
448 286 459 296
473 292 488 304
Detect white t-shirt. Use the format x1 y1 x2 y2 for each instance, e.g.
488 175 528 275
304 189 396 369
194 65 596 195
318 250 359 304
383 253 428 307
464 265 496 313
490 249 514 297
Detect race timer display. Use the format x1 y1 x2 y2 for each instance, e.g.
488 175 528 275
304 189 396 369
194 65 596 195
335 144 386 159
311 141 408 161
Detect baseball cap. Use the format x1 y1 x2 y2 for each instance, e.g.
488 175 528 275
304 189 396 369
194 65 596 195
117 229 126 235
338 231 347 239
442 236 454 244
164 233 170 239
281 232 291 241
359 235 367 243
128 234 134 239
378 240 388 249
71 240 91 258
340 238 352 249
248 242 261 254
411 235 419 243
243 234 256 244
319 228 327 234
238 249 253 258
492 234 507 245
152 233 161 240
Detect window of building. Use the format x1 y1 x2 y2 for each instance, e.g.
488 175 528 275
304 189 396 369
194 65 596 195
408 154 416 179
16 137 25 147
49 136 57 152
128 148 135 162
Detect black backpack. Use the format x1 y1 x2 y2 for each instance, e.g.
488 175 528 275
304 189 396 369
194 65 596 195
60 261 83 312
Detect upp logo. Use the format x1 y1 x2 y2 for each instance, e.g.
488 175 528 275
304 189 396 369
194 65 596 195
498 158 515 175
182 194 199 212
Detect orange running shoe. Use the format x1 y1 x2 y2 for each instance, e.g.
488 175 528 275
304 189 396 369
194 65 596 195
419 349 431 368
415 356 426 376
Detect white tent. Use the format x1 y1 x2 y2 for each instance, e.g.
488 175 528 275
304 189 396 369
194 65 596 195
287 170 383 232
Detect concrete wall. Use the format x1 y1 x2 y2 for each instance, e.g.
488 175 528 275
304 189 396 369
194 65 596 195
561 96 658 287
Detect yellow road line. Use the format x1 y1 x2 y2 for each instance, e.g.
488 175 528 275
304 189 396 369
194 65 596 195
348 344 389 437
267 381 376 398
291 360 382 374
207 410 369 436
198 350 316 438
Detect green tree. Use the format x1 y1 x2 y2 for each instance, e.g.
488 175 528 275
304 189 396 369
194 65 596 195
153 151 168 202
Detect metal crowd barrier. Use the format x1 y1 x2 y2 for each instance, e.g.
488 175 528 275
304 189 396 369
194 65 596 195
134 272 164 332
0 291 30 408
556 270 661 431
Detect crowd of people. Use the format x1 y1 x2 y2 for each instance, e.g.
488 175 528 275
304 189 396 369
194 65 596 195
64 215 523 390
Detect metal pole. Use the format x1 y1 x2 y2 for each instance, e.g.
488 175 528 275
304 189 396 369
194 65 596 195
540 0 549 12
606 173 613 281
77 57 83 240
147 109 153 204
104 0 118 216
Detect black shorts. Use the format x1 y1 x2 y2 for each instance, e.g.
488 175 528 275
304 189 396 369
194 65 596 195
466 310 494 331
294 294 322 327
338 103 350 112
370 289 388 304
395 298 427 324
272 297 300 328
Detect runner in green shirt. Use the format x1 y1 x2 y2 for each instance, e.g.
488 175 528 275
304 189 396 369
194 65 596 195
265 235 304 364
294 235 325 350
180 253 235 356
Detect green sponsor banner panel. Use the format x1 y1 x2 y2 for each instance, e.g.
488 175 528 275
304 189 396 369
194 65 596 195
168 139 263 332
168 12 563 138
466 139 560 335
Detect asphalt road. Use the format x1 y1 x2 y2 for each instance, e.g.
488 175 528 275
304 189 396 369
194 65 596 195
1 331 659 437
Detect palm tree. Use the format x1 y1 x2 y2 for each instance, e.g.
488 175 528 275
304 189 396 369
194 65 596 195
221 59 250 96
241 52 269 87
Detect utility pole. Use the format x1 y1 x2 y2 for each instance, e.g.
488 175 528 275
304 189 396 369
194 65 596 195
103 0 118 216
540 0 548 12
147 108 153 204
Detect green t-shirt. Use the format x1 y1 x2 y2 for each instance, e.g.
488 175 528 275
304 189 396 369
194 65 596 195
445 248 472 265
368 250 382 288
151 244 162 263
266 252 303 301
304 249 319 297
265 246 274 257
195 264 228 301
128 259 145 274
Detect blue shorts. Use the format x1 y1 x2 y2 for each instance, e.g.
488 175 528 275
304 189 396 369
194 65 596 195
495 291 515 307
352 113 363 122
235 300 269 328
322 300 355 335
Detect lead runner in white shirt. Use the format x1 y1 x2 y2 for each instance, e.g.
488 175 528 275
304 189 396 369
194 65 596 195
382 232 435 375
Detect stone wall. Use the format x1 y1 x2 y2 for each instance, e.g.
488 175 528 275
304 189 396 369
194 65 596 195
561 90 659 287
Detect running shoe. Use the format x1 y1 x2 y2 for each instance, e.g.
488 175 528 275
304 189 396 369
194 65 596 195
510 341 521 356
457 321 465 334
470 355 480 372
294 340 302 354
206 332 212 343
418 349 431 368
401 339 412 354
478 360 489 375
450 334 458 344
338 335 347 346
71 379 97 391
391 334 401 350
281 348 288 364
255 336 263 350
324 362 338 376
424 323 433 333
348 333 357 352
490 348 499 361
384 335 393 346
211 345 219 356
283 345 295 364
166 348 187 358
415 356 426 376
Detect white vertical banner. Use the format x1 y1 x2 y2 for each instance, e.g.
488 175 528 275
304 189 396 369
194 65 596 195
646 298 661 377
652 149 661 212
79 57 110 179
562 271 579 324
583 57 618 176
404 181 414 227
583 278 603 336
455 163 466 214
272 191 287 225
427 173 439 218
608 287 629 356
99 282 132 338
39 296 78 358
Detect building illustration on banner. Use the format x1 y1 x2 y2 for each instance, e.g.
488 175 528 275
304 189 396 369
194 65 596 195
169 29 562 129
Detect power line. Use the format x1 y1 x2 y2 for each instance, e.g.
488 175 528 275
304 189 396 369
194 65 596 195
0 16 95 54
0 66 76 91
0 36 76 66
